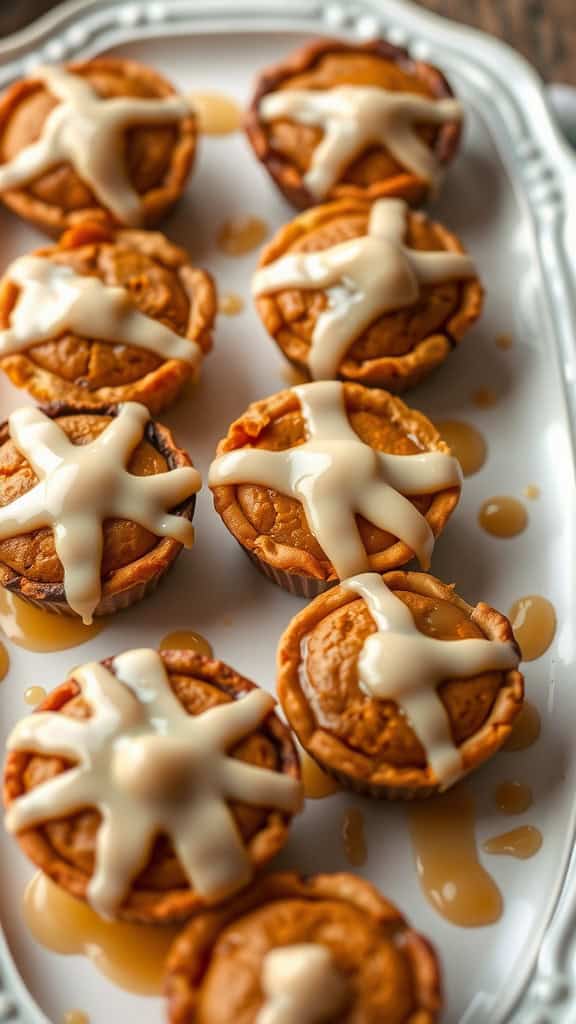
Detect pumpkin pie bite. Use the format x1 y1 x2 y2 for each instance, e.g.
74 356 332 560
165 871 442 1024
0 57 196 235
3 649 302 924
209 380 461 598
277 571 524 799
253 196 483 391
0 401 200 621
0 222 216 414
245 37 462 209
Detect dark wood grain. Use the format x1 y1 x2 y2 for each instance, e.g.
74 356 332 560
0 1 575 85
415 0 576 84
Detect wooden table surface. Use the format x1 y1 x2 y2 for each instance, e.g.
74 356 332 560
0 0 575 86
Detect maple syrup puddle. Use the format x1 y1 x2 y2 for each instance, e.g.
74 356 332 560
408 786 502 927
478 496 527 538
508 595 556 661
502 701 541 752
342 807 367 867
471 387 498 409
0 640 9 681
495 333 513 350
0 590 103 652
523 484 540 500
494 780 533 814
218 292 245 316
23 873 179 996
187 91 241 134
434 420 487 477
24 685 47 707
300 748 340 799
159 630 213 658
217 216 268 256
483 825 542 859
63 1012 89 1024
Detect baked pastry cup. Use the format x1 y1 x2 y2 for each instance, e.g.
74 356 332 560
209 382 461 598
0 222 216 414
245 36 461 209
4 650 301 923
0 401 199 620
165 871 442 1024
254 197 483 392
277 570 524 799
0 57 196 235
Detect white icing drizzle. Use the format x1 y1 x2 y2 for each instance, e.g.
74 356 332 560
253 197 476 380
260 85 462 199
0 256 200 366
0 403 200 623
209 380 461 575
5 648 302 918
0 65 190 225
344 573 520 787
257 944 348 1024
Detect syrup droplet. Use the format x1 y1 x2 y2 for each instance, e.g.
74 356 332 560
24 685 47 707
483 825 542 859
471 387 498 409
434 420 487 476
508 595 556 661
23 874 179 996
187 91 241 134
0 590 103 652
217 216 268 255
300 749 339 799
420 602 466 636
408 786 502 927
63 1012 89 1024
523 484 540 500
478 496 528 538
0 640 9 681
502 701 541 752
342 807 367 867
218 292 245 316
281 364 309 387
494 780 533 814
158 630 213 658
496 333 513 350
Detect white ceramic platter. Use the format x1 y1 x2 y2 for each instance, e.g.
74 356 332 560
0 2 576 1022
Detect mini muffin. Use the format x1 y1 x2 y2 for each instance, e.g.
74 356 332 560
0 57 196 235
245 37 461 209
0 401 200 621
254 196 482 392
278 570 524 799
209 381 461 598
165 871 442 1024
4 650 301 923
0 221 216 414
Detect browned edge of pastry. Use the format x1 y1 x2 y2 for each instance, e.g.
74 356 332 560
3 651 300 923
277 570 524 799
245 37 461 209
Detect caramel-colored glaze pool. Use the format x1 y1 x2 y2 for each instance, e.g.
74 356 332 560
478 496 527 538
434 420 487 476
483 825 542 860
188 91 241 135
300 748 340 799
508 595 556 661
218 292 245 316
0 590 103 652
502 701 541 752
408 786 502 927
494 780 533 815
158 630 213 658
217 215 268 255
24 685 47 707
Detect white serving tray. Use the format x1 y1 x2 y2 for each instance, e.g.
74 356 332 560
0 1 576 1022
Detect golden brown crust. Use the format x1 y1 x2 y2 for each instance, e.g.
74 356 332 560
3 652 300 924
255 198 483 392
277 571 524 798
245 37 461 209
210 383 460 582
0 221 217 414
164 871 442 1024
0 401 196 617
0 56 196 236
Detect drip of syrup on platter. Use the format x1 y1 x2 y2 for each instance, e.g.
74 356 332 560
159 630 213 658
502 702 541 752
493 780 533 814
508 595 556 661
300 748 340 799
0 590 103 652
478 496 527 538
483 825 542 859
434 420 487 476
187 91 241 134
217 216 268 255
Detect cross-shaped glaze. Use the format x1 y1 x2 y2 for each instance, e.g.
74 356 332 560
209 381 461 576
253 198 476 380
0 402 200 623
6 648 302 918
0 65 190 225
